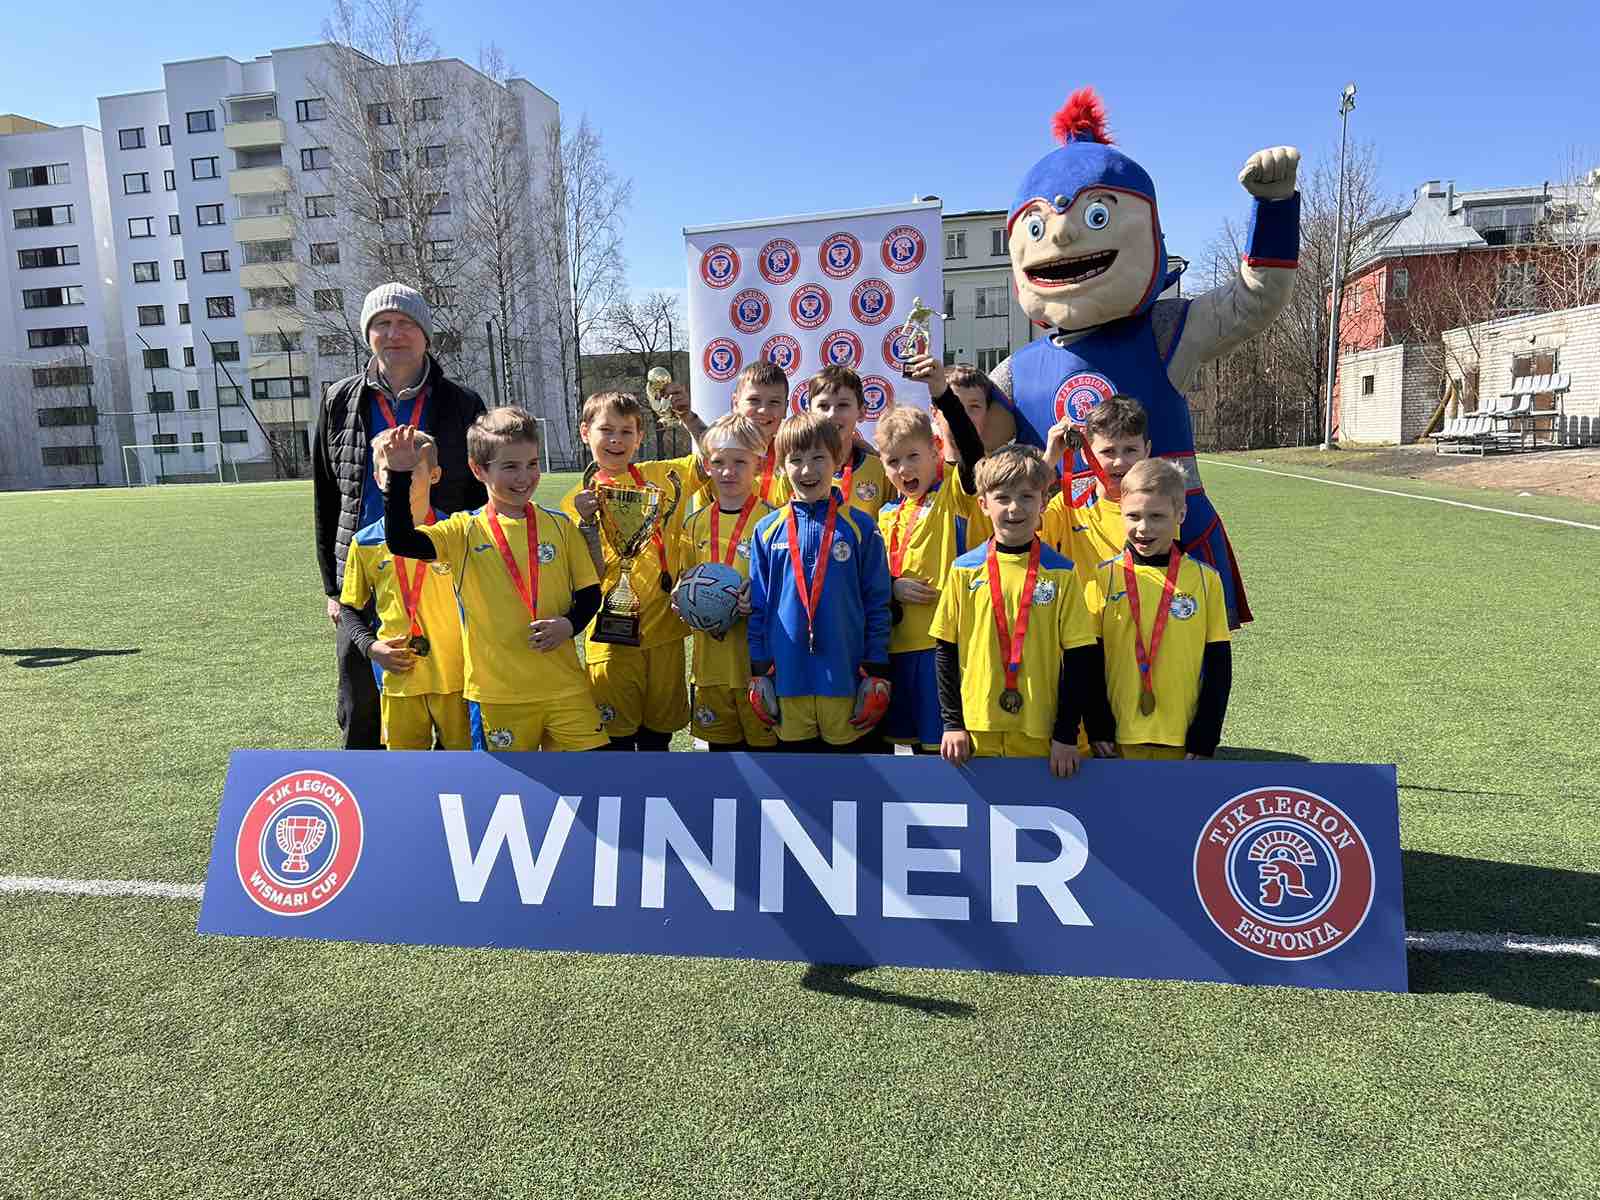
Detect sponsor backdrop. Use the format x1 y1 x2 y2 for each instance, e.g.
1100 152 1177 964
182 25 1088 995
200 753 1407 992
684 201 945 433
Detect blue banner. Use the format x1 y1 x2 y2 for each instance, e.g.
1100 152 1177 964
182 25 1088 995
198 752 1407 992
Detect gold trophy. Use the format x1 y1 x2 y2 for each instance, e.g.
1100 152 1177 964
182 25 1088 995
894 296 942 378
584 462 683 646
645 366 682 428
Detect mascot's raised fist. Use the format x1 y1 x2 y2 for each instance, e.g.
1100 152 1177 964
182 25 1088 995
1238 146 1300 201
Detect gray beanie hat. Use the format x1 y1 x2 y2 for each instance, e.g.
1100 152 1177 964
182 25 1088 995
361 282 432 344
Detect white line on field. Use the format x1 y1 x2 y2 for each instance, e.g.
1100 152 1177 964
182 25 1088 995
1200 458 1600 531
2 875 1597 960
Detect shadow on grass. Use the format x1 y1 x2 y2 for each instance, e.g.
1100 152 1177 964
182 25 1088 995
0 646 141 669
1403 850 1599 937
800 964 976 1018
1407 951 1598 1014
1214 746 1311 763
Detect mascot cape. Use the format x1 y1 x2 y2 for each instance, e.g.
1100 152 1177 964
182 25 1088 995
988 87 1302 627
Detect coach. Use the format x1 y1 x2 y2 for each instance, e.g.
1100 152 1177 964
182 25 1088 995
313 282 487 748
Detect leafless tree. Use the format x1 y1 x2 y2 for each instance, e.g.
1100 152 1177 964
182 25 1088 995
1534 148 1600 312
599 291 689 458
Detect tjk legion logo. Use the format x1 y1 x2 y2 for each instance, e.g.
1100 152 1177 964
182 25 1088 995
235 769 364 916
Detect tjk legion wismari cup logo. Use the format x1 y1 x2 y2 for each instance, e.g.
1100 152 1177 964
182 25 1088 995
1193 787 1376 960
235 769 364 916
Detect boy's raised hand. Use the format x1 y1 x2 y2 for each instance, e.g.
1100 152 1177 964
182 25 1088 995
1044 417 1076 468
940 729 972 767
369 636 416 672
386 424 422 472
1048 739 1082 779
892 575 940 606
573 489 600 522
904 354 947 398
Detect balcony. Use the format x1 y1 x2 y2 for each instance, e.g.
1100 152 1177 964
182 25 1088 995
242 307 302 337
240 260 298 289
251 397 306 424
248 353 299 379
229 166 290 196
224 119 286 150
234 214 292 244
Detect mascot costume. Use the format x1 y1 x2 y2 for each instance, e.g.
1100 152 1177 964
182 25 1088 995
989 87 1300 627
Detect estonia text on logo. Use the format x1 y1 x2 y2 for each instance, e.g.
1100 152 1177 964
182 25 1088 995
859 375 893 418
882 327 920 369
850 278 895 326
235 769 364 917
703 338 742 382
820 329 864 368
819 232 863 280
699 244 740 289
790 284 832 330
790 380 810 414
880 225 926 273
759 238 799 285
1193 787 1376 961
762 334 801 376
730 288 772 335
1053 371 1116 424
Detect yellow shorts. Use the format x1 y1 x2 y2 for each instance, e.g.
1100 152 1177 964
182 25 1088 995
691 684 778 748
471 698 608 752
382 691 472 751
1118 742 1186 760
587 641 689 738
970 730 1050 758
778 694 861 746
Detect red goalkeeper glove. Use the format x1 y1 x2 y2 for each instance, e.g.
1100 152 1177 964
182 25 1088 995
849 671 891 730
747 673 781 729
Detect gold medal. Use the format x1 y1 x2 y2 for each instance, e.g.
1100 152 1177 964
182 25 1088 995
528 620 539 650
1139 690 1156 716
407 633 430 659
999 688 1023 714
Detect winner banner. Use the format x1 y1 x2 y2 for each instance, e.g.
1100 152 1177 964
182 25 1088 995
684 201 944 433
200 753 1407 993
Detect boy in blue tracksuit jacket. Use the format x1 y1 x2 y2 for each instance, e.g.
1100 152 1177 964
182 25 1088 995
747 411 893 750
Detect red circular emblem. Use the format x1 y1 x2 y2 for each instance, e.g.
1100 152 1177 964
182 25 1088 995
703 338 742 381
820 329 864 369
729 288 772 335
1053 371 1116 424
759 238 799 285
235 769 364 917
762 334 801 376
1194 788 1376 961
699 244 740 289
850 278 895 326
882 326 922 369
859 375 894 419
880 225 926 274
790 284 832 330
790 379 810 414
819 232 863 280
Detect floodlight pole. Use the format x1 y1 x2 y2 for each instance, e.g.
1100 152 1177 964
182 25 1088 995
1322 82 1357 451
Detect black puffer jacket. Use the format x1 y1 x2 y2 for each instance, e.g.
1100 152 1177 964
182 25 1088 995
313 355 487 596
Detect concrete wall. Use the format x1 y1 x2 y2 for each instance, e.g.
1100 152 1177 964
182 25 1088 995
1336 345 1406 443
1442 304 1600 443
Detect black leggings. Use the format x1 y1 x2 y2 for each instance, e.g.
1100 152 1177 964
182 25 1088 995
603 727 674 751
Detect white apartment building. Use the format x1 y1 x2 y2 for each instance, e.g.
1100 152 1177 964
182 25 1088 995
0 114 131 490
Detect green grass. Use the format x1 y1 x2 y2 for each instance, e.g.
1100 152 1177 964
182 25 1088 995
2 465 1598 1197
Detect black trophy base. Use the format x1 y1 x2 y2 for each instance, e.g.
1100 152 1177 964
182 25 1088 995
591 610 642 647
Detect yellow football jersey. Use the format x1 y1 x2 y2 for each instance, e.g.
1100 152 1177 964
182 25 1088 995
678 494 775 687
1041 488 1125 610
879 474 986 655
929 540 1097 741
341 514 465 698
561 457 693 662
416 505 597 704
1094 552 1231 747
834 445 890 519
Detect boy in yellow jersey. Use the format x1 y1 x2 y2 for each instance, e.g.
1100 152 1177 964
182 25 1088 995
382 411 607 751
1041 394 1151 609
674 414 777 750
807 364 890 519
873 355 990 752
929 445 1106 778
1090 458 1231 760
564 391 694 751
671 361 791 507
936 363 1010 458
339 429 470 749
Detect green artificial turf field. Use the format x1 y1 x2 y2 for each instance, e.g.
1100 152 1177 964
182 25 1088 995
1 464 1596 1198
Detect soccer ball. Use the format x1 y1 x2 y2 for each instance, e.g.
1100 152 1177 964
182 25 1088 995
673 563 744 636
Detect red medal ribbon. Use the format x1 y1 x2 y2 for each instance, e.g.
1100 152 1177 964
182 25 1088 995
625 464 672 581
711 495 758 567
888 492 931 577
784 493 840 652
758 447 777 503
393 509 437 635
374 385 428 432
485 503 540 619
838 455 854 504
1123 549 1183 706
986 537 1042 697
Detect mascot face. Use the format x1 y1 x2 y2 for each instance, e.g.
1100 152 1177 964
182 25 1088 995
1010 187 1158 332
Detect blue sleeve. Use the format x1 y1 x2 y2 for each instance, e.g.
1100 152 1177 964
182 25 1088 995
858 519 893 669
746 531 771 672
1244 193 1300 269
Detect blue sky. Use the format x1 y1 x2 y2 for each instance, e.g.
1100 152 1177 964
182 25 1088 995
16 1 1599 294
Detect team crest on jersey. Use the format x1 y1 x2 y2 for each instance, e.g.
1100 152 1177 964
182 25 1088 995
1053 371 1116 425
538 541 558 564
1194 788 1376 961
819 232 863 279
831 540 852 562
880 225 926 274
762 334 801 376
429 561 451 576
234 769 363 917
759 238 799 285
486 728 514 749
1032 579 1057 605
735 538 752 559
730 288 772 335
855 480 879 502
699 244 740 289
695 705 717 727
703 338 742 382
790 284 832 330
850 278 894 325
820 329 864 368
859 375 893 418
597 704 617 726
790 380 810 414
1169 592 1196 620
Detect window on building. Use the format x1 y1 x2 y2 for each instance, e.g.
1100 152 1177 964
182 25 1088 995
151 433 179 455
163 169 176 191
427 191 451 215
248 286 296 309
220 428 249 444
178 303 191 324
250 331 302 354
296 98 327 122
124 172 150 194
188 389 201 410
242 239 293 265
196 203 224 226
28 326 89 348
212 340 240 362
1349 284 1362 313
32 365 93 388
192 430 205 448
376 148 401 173
945 230 967 259
191 156 219 180
173 258 186 280
206 296 236 319
42 445 104 467
421 144 447 167
128 216 155 238
1499 261 1538 311
380 241 409 265
427 239 452 261
201 250 230 273
1361 374 1375 396
974 286 1008 318
21 286 85 308
367 103 394 126
976 348 1005 373
423 284 455 307
18 245 79 269
9 163 71 188
183 346 195 367
313 287 344 311
990 227 1006 257
158 124 171 146
317 334 350 356
305 193 335 218
378 195 404 219
412 96 443 121
942 289 955 318
133 260 160 283
186 110 215 134
252 376 311 399
310 242 340 265
137 304 165 326
169 214 182 235
118 128 145 150
14 204 73 228
218 384 243 405
36 405 98 428
141 347 169 369
148 391 176 412
300 146 332 171
434 329 462 354
1390 267 1409 300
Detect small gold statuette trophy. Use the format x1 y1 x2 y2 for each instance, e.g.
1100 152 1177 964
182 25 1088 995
645 366 682 427
894 296 942 378
584 461 683 646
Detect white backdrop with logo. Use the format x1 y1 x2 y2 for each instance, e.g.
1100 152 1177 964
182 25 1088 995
684 200 944 433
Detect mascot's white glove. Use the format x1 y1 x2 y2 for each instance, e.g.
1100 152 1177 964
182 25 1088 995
748 673 781 729
1238 146 1301 201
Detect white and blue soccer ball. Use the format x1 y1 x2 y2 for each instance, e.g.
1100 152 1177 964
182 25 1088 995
673 563 745 636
